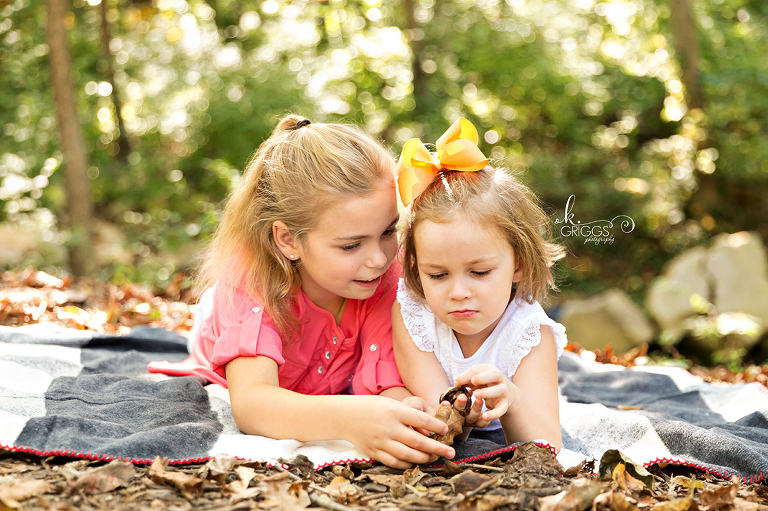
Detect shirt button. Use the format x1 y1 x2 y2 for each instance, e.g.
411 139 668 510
333 336 338 344
370 344 378 352
252 306 261 313
318 366 324 374
325 350 331 360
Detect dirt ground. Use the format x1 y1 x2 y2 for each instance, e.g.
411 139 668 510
2 268 768 510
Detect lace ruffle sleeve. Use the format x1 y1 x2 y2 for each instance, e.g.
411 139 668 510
498 305 568 378
395 279 436 353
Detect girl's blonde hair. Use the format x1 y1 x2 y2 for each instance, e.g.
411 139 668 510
199 114 395 340
401 167 564 304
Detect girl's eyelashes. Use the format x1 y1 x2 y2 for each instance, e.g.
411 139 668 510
472 270 492 277
427 273 447 280
340 227 396 251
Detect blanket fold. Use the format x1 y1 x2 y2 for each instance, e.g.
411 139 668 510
1 324 767 481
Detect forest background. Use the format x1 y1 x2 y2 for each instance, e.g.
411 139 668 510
2 0 767 358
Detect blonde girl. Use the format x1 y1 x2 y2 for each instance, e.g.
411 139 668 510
150 115 455 468
392 118 567 450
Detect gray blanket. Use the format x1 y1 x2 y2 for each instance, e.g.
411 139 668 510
1 324 767 481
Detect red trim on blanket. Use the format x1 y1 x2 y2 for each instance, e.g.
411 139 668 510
642 456 766 484
0 442 214 466
2 442 765 483
750 381 768 398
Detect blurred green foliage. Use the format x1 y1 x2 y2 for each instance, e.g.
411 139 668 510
1 0 767 293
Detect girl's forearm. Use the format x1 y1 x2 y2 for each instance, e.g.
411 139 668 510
500 391 561 452
231 383 357 441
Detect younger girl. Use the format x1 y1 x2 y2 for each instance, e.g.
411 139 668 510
149 115 455 468
392 118 567 450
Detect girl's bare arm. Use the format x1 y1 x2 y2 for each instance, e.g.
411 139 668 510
225 355 455 469
498 325 561 451
391 302 453 408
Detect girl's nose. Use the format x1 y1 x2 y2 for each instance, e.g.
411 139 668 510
449 278 472 300
367 244 389 269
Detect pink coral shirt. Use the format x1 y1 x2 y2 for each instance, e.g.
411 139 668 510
148 264 403 396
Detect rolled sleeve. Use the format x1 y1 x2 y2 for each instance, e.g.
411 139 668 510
208 287 285 381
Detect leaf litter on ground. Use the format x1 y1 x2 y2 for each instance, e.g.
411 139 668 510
2 268 768 509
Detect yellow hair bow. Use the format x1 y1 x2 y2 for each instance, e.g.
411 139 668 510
396 118 488 206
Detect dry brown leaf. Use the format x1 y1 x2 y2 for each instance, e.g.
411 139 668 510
612 463 647 496
651 496 695 511
539 477 609 511
331 464 354 480
509 443 564 476
452 470 495 495
0 477 51 508
431 385 472 446
68 460 136 495
593 491 641 511
365 473 404 488
148 456 204 496
328 476 361 504
700 478 739 511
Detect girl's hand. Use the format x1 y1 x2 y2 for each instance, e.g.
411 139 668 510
342 395 456 469
401 395 438 437
454 364 519 424
401 395 436 416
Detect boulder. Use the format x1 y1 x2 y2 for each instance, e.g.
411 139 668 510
707 232 768 329
644 231 768 355
646 247 710 331
559 288 656 354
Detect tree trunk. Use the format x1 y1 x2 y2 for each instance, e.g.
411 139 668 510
100 0 131 160
669 0 703 110
47 0 94 276
403 0 430 116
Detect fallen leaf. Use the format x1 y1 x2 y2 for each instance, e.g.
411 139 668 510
539 477 609 511
593 491 641 511
331 464 354 480
365 473 404 488
598 450 654 490
700 477 738 511
0 477 50 508
612 463 647 496
509 442 564 476
431 385 472 446
69 460 136 495
328 476 361 504
452 470 495 495
148 456 204 495
651 496 695 511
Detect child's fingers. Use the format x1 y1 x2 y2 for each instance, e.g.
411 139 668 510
472 383 508 402
401 405 451 438
466 369 505 387
396 427 456 461
454 366 486 385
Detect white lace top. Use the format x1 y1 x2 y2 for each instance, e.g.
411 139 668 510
397 279 567 429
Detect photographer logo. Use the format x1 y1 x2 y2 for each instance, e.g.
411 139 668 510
555 195 635 245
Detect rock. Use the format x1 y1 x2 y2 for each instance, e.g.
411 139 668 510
646 247 710 331
644 231 768 355
707 232 768 329
559 289 656 353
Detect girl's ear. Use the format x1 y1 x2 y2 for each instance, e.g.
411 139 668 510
512 262 523 283
272 221 299 260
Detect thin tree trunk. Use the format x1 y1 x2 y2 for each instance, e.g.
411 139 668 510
47 0 94 276
100 0 131 160
403 0 429 115
669 0 703 110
